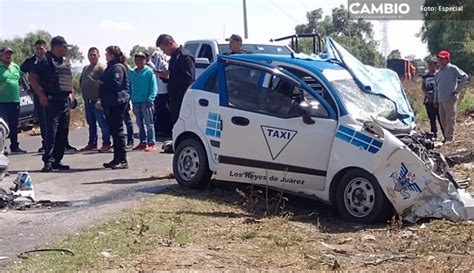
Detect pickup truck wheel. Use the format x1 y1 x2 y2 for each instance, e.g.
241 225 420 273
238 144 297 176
173 138 212 189
336 169 391 224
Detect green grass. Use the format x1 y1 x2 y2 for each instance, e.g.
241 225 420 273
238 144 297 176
403 79 473 122
9 184 474 271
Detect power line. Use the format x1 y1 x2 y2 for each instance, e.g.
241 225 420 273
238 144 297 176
269 0 302 24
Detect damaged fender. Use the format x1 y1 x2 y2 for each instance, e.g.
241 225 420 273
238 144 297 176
373 138 474 223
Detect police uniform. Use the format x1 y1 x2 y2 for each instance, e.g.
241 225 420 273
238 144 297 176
99 58 130 168
168 46 195 126
30 37 73 172
21 53 47 150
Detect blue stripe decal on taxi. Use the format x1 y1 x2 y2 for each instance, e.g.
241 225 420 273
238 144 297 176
335 125 383 154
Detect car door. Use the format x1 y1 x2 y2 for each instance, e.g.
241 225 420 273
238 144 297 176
215 57 338 192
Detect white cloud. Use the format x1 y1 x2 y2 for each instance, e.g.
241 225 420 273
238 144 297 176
99 20 135 32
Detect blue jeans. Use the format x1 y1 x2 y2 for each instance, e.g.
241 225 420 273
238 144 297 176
133 103 155 144
85 100 111 146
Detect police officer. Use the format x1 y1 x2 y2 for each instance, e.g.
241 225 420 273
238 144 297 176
155 34 195 128
20 39 48 152
29 36 74 172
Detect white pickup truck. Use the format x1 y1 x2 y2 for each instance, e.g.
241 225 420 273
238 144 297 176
184 38 294 77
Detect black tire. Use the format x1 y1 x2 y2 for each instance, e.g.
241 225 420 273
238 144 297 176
173 138 212 189
335 169 392 224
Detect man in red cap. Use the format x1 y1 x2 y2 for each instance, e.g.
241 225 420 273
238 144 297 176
434 50 468 143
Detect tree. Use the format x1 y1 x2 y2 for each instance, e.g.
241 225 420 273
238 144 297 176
294 6 385 66
387 50 402 59
127 45 159 66
0 30 84 64
420 0 474 73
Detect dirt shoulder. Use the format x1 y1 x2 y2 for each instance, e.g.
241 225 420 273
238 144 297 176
11 184 474 271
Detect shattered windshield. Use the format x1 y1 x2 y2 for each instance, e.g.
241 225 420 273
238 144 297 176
329 75 398 122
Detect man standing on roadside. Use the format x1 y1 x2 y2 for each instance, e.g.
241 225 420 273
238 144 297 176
155 34 195 128
20 39 48 152
79 47 111 153
223 34 251 55
151 49 171 137
0 47 27 154
29 36 75 172
421 57 443 139
434 50 468 143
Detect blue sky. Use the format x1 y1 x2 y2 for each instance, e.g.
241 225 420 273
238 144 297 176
0 0 428 64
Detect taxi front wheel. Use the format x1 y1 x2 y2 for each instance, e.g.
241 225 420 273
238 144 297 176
335 169 393 224
173 138 212 189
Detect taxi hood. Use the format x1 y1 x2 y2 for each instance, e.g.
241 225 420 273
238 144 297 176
325 37 416 132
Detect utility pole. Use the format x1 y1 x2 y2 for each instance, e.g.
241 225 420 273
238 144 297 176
381 21 390 58
243 0 248 38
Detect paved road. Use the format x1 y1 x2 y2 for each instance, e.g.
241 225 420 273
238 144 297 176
0 127 175 267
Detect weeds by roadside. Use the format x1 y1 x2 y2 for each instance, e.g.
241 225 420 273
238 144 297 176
10 183 474 272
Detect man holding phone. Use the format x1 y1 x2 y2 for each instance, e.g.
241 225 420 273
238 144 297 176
151 49 172 137
79 47 111 152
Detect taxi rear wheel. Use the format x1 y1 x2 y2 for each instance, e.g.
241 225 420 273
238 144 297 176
335 169 392 224
173 138 212 189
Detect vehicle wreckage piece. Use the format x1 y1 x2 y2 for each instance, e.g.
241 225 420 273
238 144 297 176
369 123 474 223
0 172 35 209
445 150 474 167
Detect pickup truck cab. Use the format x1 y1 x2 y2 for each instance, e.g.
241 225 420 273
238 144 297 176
184 39 294 78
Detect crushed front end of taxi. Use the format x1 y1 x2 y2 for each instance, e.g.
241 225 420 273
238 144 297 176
365 121 474 223
322 38 473 222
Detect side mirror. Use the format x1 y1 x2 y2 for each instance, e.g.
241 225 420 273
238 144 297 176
196 57 210 65
298 101 315 125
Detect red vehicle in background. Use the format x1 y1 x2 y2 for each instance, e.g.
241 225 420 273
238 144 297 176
387 58 416 80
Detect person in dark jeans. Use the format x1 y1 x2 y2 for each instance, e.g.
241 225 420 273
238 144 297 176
0 47 27 154
151 49 172 137
155 34 195 129
100 45 130 169
123 103 134 148
422 57 443 139
20 39 48 152
29 36 75 172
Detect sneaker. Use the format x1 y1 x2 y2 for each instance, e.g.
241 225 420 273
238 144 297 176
145 144 157 152
132 143 147 151
41 163 53 173
110 161 128 169
98 144 112 153
126 140 134 149
10 147 27 155
52 162 70 170
80 144 97 152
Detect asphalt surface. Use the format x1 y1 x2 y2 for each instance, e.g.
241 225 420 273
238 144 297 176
0 127 175 267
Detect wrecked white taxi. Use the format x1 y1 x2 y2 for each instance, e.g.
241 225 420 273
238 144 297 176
171 37 474 224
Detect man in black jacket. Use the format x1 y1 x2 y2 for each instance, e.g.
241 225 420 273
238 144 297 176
20 40 48 153
155 34 195 128
29 36 75 172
